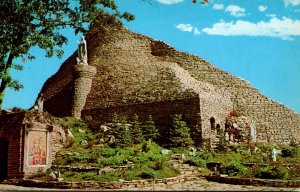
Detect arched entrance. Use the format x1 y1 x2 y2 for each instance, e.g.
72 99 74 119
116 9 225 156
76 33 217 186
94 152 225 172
0 138 8 181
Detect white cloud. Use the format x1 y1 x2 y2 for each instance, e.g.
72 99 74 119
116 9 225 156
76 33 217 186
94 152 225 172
202 17 300 41
284 0 300 7
194 27 201 35
225 5 246 17
258 5 267 12
157 0 184 4
213 4 224 10
176 24 193 32
175 24 201 36
267 14 277 18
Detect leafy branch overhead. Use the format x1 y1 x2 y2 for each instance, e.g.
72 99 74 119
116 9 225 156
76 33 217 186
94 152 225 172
0 0 134 109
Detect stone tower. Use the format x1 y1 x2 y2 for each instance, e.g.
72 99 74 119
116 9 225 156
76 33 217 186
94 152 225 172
71 36 97 119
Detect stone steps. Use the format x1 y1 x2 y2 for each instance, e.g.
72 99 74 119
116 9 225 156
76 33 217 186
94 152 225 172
168 154 199 175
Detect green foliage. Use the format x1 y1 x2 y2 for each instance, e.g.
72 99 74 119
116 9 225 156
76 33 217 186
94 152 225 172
220 160 247 176
169 114 194 148
185 158 206 167
59 117 96 149
281 146 300 158
56 142 178 182
130 114 145 144
113 119 132 148
142 115 160 142
256 166 289 180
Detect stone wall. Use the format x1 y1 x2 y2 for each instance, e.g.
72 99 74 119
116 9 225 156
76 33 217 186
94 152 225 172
157 49 300 144
39 20 300 145
82 96 201 146
0 111 26 179
41 53 76 117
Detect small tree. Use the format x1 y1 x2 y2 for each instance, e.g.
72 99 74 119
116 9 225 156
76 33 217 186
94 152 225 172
142 115 160 142
113 118 132 148
170 114 194 148
130 114 145 144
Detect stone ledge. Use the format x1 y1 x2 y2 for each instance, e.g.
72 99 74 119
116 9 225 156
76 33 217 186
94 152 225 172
205 175 300 188
15 174 201 189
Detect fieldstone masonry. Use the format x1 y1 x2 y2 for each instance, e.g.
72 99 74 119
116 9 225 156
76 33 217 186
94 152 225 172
72 64 97 119
39 19 300 147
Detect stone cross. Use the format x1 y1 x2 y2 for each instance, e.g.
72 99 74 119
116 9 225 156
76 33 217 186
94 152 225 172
76 36 88 64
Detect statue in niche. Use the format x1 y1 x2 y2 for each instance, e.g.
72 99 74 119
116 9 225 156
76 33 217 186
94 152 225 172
33 93 44 113
76 36 88 64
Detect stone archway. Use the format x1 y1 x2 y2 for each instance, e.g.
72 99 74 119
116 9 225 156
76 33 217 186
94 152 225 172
0 138 8 181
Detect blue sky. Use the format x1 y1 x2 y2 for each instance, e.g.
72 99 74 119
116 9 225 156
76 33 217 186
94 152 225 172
3 0 300 113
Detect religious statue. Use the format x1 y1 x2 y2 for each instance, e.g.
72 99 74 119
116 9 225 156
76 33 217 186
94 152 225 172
250 122 257 142
271 148 279 162
33 93 44 113
76 36 88 64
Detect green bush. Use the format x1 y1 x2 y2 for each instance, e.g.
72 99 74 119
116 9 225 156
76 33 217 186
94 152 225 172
81 172 97 180
169 114 194 148
196 151 213 161
140 171 155 179
142 115 160 142
98 154 126 166
130 114 145 144
185 158 206 167
281 146 300 158
220 160 247 176
256 166 289 180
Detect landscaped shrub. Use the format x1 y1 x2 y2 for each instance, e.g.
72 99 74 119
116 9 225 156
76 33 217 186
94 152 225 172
140 171 155 179
169 114 194 148
130 114 145 144
81 172 97 180
220 160 247 176
281 146 300 158
113 120 132 148
185 158 206 167
256 166 289 180
196 151 213 161
142 115 160 142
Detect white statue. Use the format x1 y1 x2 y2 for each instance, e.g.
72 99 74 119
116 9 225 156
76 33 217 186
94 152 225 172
271 148 279 162
33 93 44 113
250 122 257 142
76 36 88 64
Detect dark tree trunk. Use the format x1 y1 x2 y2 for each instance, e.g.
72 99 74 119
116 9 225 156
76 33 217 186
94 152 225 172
0 53 14 109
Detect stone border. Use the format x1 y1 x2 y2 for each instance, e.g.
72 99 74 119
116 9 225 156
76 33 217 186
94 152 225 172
205 175 300 188
16 174 199 189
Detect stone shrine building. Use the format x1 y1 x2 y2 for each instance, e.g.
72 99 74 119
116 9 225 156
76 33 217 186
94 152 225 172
0 110 65 181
